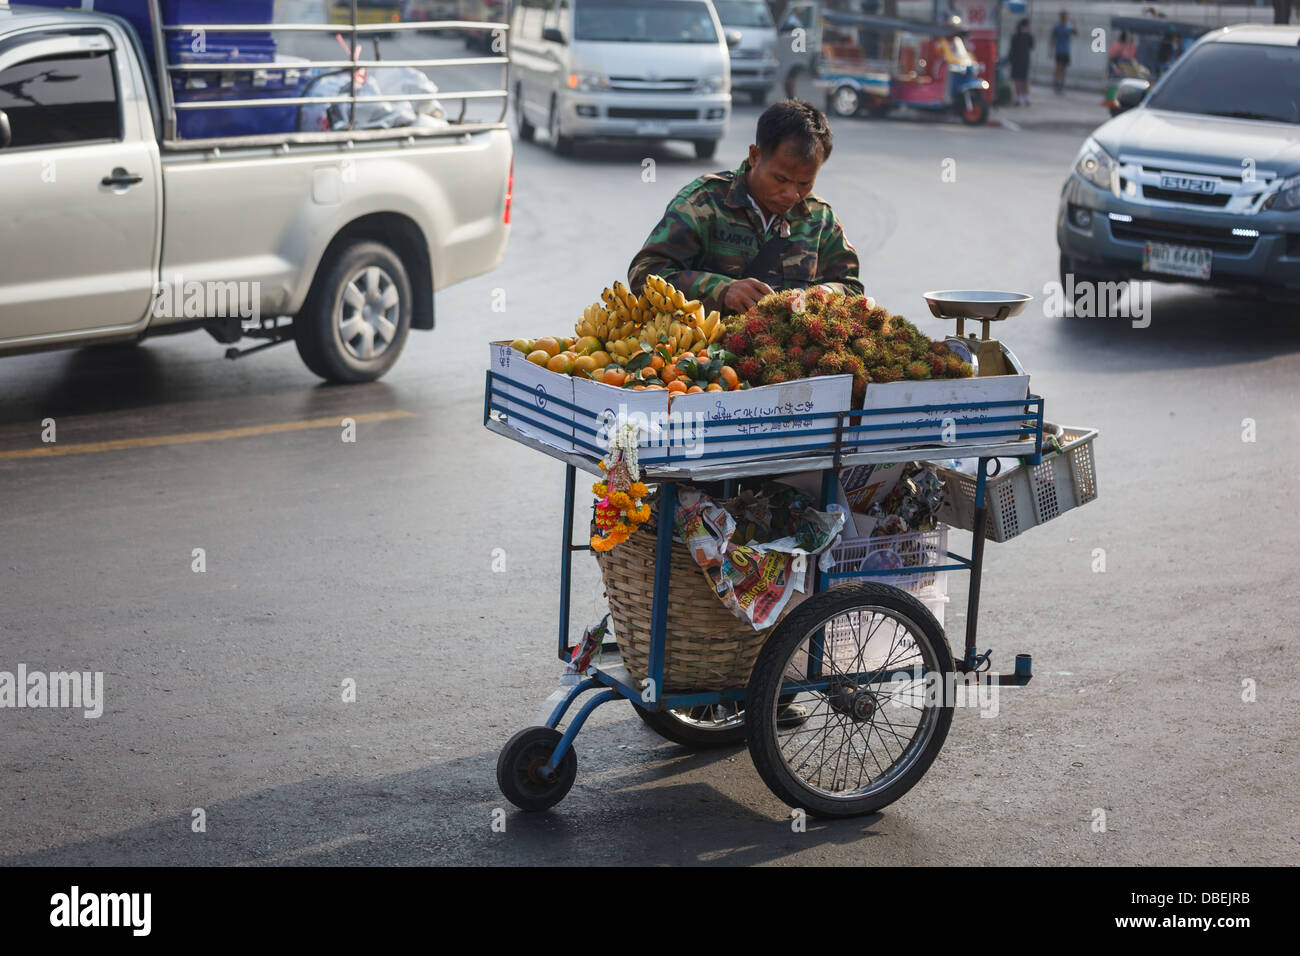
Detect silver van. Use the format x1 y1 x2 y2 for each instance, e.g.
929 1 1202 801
714 0 778 105
510 0 732 159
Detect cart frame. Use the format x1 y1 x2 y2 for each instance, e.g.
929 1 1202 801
485 369 1044 787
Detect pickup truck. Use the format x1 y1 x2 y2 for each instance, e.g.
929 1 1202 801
0 1 512 383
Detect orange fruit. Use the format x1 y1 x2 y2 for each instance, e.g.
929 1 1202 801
590 350 611 368
526 349 550 366
574 335 602 355
687 385 704 394
720 365 739 389
546 353 574 374
633 385 646 390
706 383 723 392
697 350 710 359
535 337 560 358
649 354 665 371
660 365 678 384
510 338 535 355
640 368 658 383
668 380 687 394
573 355 597 376
603 368 626 387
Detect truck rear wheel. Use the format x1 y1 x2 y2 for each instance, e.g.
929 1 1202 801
295 240 412 384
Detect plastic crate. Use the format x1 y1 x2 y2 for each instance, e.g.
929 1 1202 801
172 57 308 138
937 426 1099 543
824 526 950 598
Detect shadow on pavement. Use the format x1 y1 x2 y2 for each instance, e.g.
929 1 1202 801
1 722 914 866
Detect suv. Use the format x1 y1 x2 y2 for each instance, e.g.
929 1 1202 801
1057 25 1300 300
510 0 732 159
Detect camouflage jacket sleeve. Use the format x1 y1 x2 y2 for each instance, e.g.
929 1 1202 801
813 213 865 298
628 195 734 315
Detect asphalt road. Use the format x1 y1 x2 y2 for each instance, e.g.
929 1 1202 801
2 94 1298 866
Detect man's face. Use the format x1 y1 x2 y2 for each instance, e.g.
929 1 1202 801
746 140 823 218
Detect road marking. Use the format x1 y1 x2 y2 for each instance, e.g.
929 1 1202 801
0 410 415 460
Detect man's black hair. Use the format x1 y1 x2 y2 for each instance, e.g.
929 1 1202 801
755 99 833 162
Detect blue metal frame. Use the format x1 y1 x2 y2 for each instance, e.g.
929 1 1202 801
490 371 1041 758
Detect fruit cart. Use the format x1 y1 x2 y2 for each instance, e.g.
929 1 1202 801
483 296 1097 818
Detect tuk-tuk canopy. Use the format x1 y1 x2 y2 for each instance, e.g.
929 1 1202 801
821 10 962 39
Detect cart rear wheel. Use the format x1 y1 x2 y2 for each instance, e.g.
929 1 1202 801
746 583 953 819
635 702 747 748
496 726 577 812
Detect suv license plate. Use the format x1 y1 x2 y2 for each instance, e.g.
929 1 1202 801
636 121 670 136
1144 241 1212 280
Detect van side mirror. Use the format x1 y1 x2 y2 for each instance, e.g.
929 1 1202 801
0 110 10 150
1115 78 1150 113
542 26 565 44
725 29 742 48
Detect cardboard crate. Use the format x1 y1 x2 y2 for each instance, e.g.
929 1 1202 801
855 375 1033 451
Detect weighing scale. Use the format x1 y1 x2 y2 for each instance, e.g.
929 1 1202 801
921 290 1032 377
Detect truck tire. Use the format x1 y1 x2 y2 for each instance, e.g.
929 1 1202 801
295 240 413 384
515 85 536 142
692 139 718 160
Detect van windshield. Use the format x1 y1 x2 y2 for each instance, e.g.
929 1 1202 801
574 0 719 43
714 1 773 28
1145 42 1300 124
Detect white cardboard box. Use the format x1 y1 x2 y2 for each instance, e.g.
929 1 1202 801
856 374 1032 450
488 343 575 452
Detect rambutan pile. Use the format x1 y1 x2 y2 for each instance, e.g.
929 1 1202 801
721 288 972 403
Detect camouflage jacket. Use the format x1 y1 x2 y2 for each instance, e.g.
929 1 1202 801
628 158 863 314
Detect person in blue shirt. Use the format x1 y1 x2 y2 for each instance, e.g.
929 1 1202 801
1050 10 1078 94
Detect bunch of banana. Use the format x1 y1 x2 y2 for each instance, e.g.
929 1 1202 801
605 335 646 364
642 274 703 320
575 303 611 341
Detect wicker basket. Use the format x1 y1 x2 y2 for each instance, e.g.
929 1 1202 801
594 517 771 693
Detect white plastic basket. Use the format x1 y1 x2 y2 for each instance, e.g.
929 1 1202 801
824 526 950 598
937 425 1099 543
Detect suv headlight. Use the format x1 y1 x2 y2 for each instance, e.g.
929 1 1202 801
696 73 729 94
1262 173 1300 212
1075 138 1118 194
567 72 609 92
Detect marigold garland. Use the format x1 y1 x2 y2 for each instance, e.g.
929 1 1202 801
590 424 651 551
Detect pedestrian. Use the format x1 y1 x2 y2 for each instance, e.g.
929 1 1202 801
1050 10 1078 94
1008 18 1034 106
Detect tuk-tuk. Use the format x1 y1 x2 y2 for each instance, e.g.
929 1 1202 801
1102 15 1208 114
791 9 990 125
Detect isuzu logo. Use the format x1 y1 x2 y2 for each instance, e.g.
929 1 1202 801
1160 174 1216 194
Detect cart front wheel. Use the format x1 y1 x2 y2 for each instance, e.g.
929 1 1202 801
496 726 577 812
635 701 747 748
746 583 953 819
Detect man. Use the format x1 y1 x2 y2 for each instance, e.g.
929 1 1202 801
628 100 863 316
1050 10 1078 95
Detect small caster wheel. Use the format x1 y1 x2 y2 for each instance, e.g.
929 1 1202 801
496 726 577 812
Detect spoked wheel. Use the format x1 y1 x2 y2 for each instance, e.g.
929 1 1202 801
496 726 577 811
635 701 747 748
746 583 954 818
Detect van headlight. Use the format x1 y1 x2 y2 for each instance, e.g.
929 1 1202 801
1075 138 1118 193
1262 173 1300 212
567 72 609 92
696 74 729 94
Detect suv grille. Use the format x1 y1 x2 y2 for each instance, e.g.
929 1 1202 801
1110 216 1258 253
607 107 699 120
1142 185 1230 207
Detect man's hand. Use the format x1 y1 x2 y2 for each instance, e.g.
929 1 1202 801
723 278 776 313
